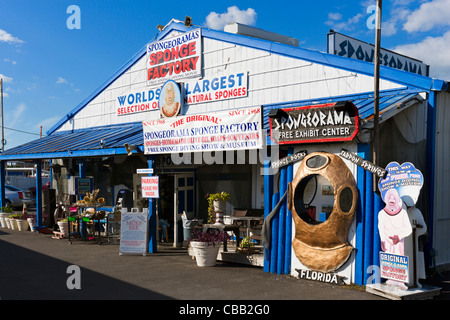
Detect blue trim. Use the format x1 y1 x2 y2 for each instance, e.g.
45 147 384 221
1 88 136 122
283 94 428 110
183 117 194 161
147 156 157 253
284 147 294 274
270 192 279 274
363 170 374 285
0 161 5 209
35 160 43 228
263 160 273 273
278 165 287 274
355 144 368 286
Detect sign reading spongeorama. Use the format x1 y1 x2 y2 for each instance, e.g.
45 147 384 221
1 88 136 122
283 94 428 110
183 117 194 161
143 106 262 154
146 29 202 86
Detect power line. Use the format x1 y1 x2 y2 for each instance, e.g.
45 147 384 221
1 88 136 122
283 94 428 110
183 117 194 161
3 126 43 136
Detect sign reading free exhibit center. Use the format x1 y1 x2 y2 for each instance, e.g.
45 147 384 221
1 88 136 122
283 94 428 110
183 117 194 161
147 29 202 86
143 106 262 154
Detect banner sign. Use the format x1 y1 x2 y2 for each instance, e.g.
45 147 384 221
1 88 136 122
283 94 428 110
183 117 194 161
340 149 387 178
116 88 160 116
143 106 262 154
74 177 93 195
269 101 359 144
147 29 202 86
183 72 248 104
380 252 409 283
119 211 148 255
327 31 429 76
271 150 307 170
141 176 159 198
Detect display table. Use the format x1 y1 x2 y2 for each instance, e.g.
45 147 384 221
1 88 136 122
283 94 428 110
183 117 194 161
230 216 264 237
68 205 109 244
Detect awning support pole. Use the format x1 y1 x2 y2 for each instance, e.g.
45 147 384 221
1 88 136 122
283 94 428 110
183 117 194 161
35 160 43 228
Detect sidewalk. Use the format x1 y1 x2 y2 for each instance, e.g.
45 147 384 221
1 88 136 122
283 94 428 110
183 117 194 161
0 227 446 302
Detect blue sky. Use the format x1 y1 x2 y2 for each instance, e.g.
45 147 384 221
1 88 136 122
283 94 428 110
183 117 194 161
1 0 449 149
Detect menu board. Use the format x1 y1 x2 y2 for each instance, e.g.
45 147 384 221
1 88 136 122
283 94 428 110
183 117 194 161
119 210 148 255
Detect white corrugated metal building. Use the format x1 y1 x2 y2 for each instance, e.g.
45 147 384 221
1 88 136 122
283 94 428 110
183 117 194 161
1 19 449 286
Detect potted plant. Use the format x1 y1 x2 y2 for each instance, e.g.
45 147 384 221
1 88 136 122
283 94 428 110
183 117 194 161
57 218 69 235
0 205 13 228
237 236 255 255
8 213 24 230
189 229 230 267
206 192 230 224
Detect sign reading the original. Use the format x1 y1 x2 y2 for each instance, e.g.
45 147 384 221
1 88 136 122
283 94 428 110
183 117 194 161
143 106 262 154
380 252 409 283
269 102 359 145
116 88 160 116
328 31 429 76
340 149 387 178
147 29 202 86
184 72 248 104
141 176 159 198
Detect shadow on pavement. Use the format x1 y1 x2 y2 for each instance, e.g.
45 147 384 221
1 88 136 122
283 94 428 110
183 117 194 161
0 233 172 300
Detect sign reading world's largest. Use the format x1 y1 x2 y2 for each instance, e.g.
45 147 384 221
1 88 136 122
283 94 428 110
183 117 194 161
269 101 359 145
147 29 202 86
143 106 262 154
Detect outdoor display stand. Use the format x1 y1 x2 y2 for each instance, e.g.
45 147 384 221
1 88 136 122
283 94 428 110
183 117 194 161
119 208 149 256
68 204 108 245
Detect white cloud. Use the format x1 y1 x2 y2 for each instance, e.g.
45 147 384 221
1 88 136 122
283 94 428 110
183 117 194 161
3 58 17 65
204 6 257 30
403 0 450 32
325 13 364 32
0 29 24 44
8 103 26 128
393 30 450 80
56 77 68 84
0 74 13 83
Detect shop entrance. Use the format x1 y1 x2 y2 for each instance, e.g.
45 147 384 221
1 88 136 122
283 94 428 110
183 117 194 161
159 172 195 247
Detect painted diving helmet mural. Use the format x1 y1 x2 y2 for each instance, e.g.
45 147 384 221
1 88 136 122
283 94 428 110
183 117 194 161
289 152 358 273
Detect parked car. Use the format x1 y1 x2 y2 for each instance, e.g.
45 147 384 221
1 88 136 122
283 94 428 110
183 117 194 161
4 185 35 209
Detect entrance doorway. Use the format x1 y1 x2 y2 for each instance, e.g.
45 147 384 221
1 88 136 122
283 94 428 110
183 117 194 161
159 172 195 247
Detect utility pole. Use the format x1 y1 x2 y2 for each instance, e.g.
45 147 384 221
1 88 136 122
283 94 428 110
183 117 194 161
373 0 382 192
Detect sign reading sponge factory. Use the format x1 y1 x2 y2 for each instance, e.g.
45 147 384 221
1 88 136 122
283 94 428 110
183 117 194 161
147 29 202 86
269 101 359 144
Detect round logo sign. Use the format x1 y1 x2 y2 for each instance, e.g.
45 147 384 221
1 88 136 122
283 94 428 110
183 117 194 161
159 80 181 118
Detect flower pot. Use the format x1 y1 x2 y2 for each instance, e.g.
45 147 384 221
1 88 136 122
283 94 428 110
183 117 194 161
27 218 37 232
9 219 17 230
213 200 226 225
190 241 220 267
0 213 9 228
58 221 69 235
16 219 29 231
5 217 11 229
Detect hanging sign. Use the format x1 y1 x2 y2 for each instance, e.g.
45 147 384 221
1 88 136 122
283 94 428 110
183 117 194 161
269 101 359 145
74 177 93 195
141 176 159 198
146 29 202 86
183 72 248 105
339 149 387 178
143 106 262 154
119 211 148 255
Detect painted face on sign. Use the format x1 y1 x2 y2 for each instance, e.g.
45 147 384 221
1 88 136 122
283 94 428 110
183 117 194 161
383 188 402 216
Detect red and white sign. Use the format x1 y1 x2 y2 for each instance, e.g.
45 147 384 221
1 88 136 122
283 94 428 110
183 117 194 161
146 29 202 87
143 106 262 154
183 72 248 105
141 176 159 198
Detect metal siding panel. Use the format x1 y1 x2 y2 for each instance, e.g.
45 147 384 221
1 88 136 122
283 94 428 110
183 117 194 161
434 92 450 265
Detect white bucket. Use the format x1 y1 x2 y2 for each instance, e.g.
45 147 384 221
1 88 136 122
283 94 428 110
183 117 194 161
0 213 8 228
16 219 29 231
5 217 11 229
190 241 220 267
58 221 69 235
9 219 17 230
27 218 37 232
